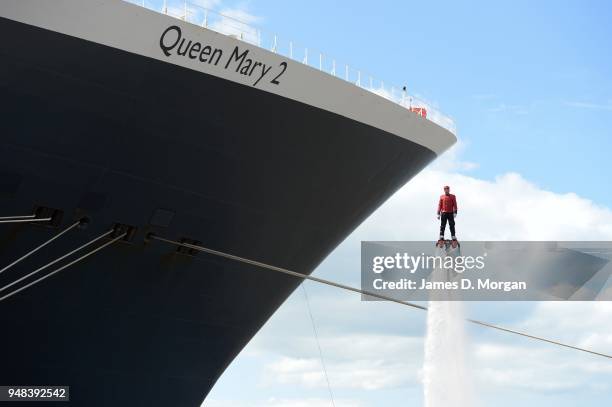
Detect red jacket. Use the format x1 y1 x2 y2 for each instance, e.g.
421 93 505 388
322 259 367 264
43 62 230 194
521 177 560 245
438 194 457 214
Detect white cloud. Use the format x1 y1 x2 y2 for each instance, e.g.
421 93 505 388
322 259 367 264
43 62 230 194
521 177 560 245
352 168 612 241
264 356 415 391
465 301 612 394
473 340 612 392
205 397 364 407
262 335 423 391
260 398 363 407
520 302 612 355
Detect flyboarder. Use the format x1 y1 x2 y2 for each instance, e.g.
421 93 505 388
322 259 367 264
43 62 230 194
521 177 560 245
437 185 458 248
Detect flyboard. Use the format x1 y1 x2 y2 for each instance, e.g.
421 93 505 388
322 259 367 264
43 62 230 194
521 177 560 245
436 238 460 250
432 238 462 298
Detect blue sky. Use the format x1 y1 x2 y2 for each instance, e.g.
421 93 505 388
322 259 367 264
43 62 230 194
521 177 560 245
143 0 612 406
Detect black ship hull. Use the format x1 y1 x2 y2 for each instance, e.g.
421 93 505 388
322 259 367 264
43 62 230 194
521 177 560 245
0 16 437 407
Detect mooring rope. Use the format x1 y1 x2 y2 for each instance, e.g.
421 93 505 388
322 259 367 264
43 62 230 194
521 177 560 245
0 220 83 276
0 214 36 220
466 318 612 359
0 217 52 224
149 234 612 360
0 231 125 303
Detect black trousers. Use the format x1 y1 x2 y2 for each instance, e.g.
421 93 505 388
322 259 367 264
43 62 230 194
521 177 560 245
439 212 456 238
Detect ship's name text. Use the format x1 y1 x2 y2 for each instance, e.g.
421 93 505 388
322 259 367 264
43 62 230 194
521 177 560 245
159 25 287 87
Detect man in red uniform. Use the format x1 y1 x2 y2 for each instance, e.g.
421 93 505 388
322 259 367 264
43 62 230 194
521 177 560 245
437 185 458 241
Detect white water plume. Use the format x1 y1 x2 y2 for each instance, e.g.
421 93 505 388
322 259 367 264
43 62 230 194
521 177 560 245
422 250 473 407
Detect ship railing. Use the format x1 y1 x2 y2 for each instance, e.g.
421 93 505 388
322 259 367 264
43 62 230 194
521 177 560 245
127 0 457 135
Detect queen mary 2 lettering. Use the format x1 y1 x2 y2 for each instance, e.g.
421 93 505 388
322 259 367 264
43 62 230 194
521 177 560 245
159 25 287 86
